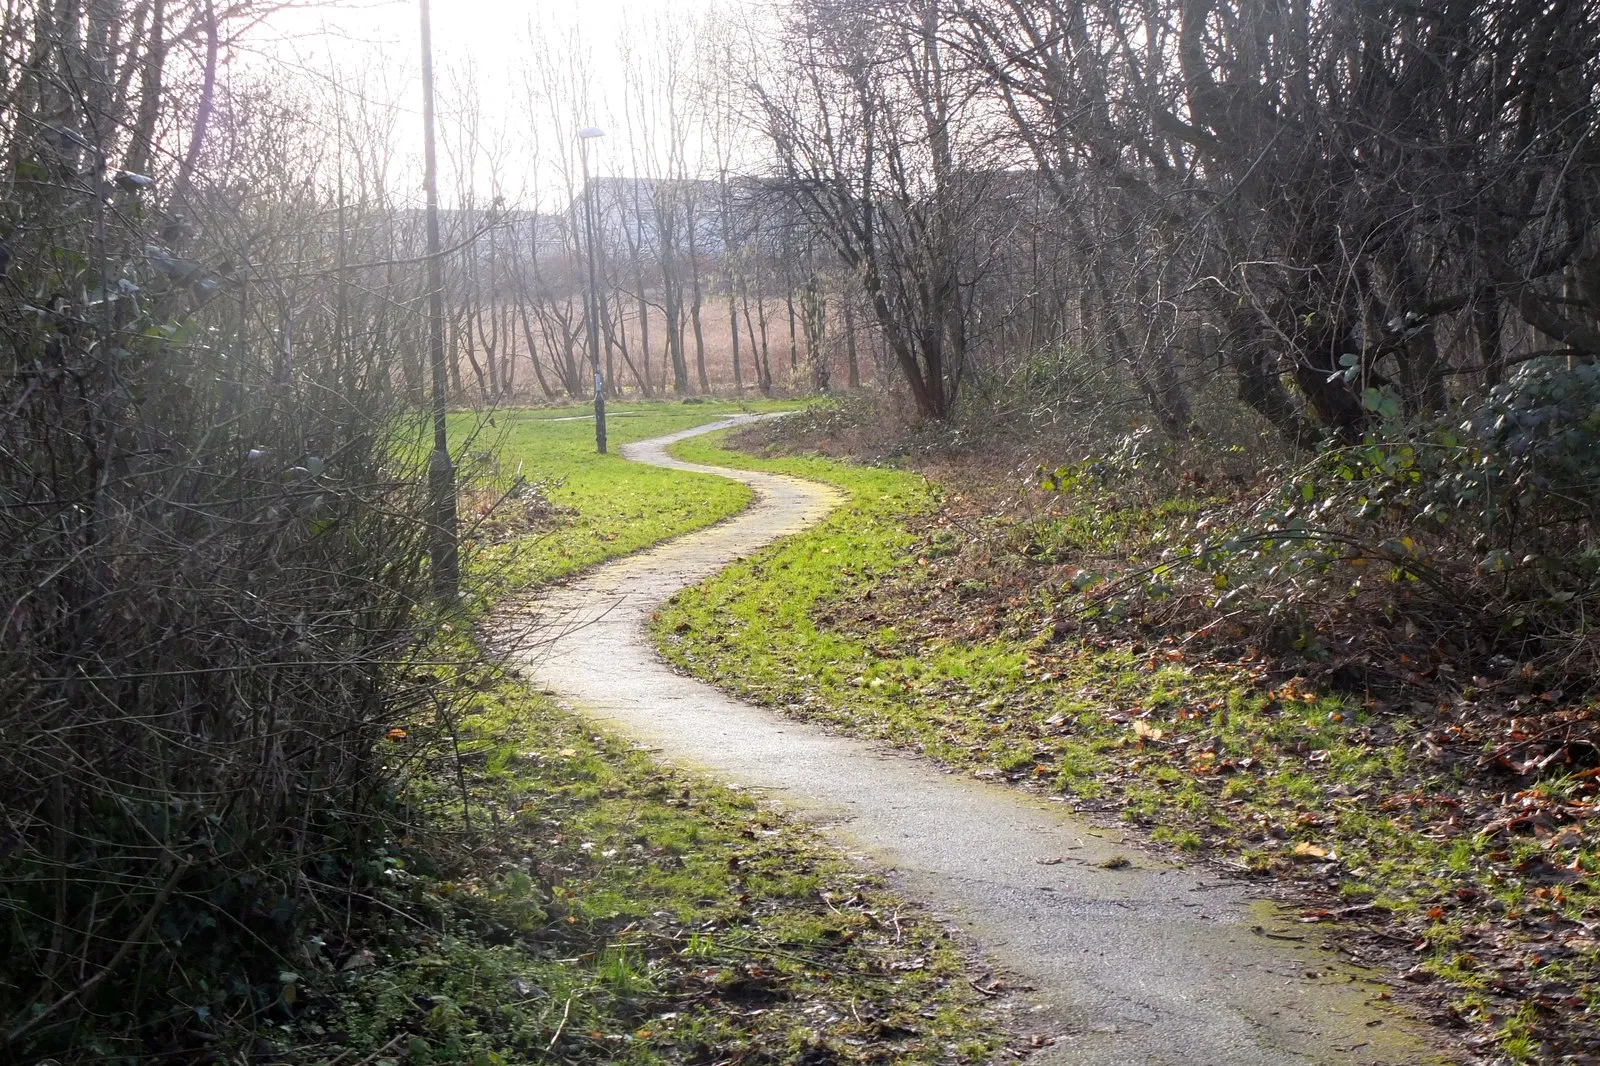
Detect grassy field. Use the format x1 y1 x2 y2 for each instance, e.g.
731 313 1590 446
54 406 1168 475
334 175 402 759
455 400 799 597
290 402 1008 1066
651 427 1600 1064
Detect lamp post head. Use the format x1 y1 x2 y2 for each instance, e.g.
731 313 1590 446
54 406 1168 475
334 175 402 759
577 126 606 140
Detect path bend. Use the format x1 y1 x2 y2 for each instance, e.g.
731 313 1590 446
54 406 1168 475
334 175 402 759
503 416 1443 1066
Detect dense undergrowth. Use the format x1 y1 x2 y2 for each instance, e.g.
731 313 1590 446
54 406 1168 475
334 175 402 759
653 408 1598 1065
0 190 446 1063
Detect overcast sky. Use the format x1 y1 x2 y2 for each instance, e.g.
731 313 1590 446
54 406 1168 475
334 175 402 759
251 0 747 209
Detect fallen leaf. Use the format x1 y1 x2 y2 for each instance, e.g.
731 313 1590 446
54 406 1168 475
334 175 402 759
1133 720 1164 742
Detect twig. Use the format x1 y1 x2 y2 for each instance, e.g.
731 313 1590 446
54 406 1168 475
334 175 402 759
5 859 189 1046
328 1031 406 1066
547 995 573 1051
1250 924 1306 942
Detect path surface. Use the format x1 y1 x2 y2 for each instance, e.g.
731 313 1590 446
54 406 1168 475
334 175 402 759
503 416 1444 1066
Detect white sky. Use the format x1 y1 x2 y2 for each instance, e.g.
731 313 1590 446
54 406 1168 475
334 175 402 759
248 0 752 209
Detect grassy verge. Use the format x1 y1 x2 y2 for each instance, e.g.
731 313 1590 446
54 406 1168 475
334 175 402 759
292 656 999 1066
456 400 801 595
275 402 1006 1065
652 427 1600 1063
650 433 946 744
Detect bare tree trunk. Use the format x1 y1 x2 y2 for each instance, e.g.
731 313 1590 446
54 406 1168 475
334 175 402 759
500 301 517 397
842 286 860 388
785 287 799 373
718 173 745 395
727 277 744 395
515 298 558 400
755 283 773 393
740 275 770 396
687 203 709 392
628 181 655 396
800 270 828 391
662 253 690 393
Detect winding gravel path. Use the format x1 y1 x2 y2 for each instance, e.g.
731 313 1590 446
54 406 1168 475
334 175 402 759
503 416 1445 1066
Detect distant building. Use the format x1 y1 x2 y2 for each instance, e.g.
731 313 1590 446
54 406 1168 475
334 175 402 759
565 175 820 259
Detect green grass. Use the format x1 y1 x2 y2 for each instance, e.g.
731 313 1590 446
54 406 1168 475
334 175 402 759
304 660 1000 1065
651 427 1600 1063
293 401 1002 1065
651 432 1423 861
13 400 1013 1066
650 432 940 739
456 400 801 597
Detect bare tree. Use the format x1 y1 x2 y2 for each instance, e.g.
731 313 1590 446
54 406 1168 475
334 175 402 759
749 0 997 418
952 0 1600 442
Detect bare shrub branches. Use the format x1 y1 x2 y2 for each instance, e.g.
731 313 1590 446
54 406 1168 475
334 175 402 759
0 3 458 1058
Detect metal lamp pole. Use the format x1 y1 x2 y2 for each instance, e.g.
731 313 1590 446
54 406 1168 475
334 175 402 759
578 126 607 455
420 0 457 597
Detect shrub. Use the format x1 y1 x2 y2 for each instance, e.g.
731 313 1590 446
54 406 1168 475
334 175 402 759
0 29 456 1060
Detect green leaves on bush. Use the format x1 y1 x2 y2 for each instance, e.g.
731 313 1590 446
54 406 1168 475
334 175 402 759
1038 364 1600 657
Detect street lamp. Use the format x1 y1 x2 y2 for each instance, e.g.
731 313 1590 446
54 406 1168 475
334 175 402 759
578 125 607 455
419 0 457 597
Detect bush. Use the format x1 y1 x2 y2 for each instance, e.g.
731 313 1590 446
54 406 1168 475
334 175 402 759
1052 365 1600 676
1471 362 1600 520
0 27 454 1060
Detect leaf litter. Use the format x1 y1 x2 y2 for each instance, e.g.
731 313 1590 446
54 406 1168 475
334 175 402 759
654 420 1600 1065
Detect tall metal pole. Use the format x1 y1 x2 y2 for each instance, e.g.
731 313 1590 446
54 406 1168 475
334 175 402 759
579 134 607 455
420 0 458 597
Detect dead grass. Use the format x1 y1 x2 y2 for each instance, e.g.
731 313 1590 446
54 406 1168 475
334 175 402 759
451 299 884 404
